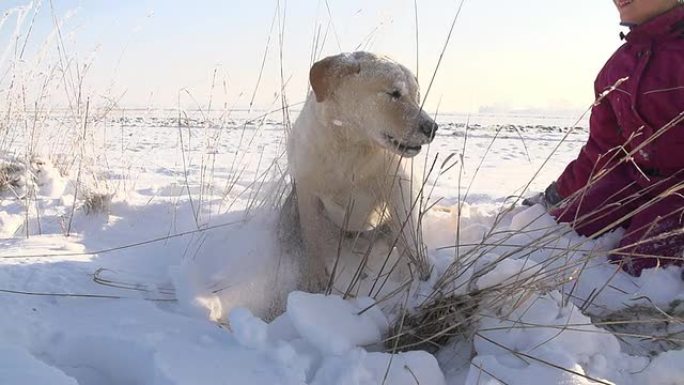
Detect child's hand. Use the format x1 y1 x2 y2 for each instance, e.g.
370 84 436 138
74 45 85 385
522 182 562 209
522 192 546 207
543 182 563 206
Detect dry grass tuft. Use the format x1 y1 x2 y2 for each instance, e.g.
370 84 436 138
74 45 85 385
81 190 113 215
385 293 479 353
595 300 684 356
0 161 25 193
0 156 47 196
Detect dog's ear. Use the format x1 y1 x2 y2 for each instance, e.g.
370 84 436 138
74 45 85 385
310 55 361 103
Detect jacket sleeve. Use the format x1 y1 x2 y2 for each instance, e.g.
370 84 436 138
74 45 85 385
555 89 624 198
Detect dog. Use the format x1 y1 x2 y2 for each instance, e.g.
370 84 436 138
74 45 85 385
283 51 438 293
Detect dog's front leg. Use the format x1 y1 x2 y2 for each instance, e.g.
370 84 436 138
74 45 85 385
389 174 430 281
295 188 344 293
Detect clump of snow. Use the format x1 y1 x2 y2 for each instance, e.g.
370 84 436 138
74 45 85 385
0 209 23 237
229 307 270 349
363 351 446 385
467 355 597 385
171 211 300 322
311 349 446 385
475 257 545 290
509 203 558 234
287 292 388 355
476 291 621 359
32 158 67 198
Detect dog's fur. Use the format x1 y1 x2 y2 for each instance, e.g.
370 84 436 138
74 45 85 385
284 52 438 292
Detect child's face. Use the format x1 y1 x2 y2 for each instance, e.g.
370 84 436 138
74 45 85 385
613 0 679 25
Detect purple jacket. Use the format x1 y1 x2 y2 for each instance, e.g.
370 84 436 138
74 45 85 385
556 6 684 198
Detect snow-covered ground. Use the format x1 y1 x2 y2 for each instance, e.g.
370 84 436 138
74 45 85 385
1 111 682 385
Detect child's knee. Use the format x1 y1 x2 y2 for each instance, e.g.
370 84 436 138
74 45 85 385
609 214 684 276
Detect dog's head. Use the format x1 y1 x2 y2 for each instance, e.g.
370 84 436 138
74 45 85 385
310 52 438 157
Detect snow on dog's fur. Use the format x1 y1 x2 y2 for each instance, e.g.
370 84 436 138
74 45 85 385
284 52 438 293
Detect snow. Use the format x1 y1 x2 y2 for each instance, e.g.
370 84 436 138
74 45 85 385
287 293 389 355
633 350 684 385
0 112 682 385
474 257 545 291
311 349 445 385
229 307 270 349
473 291 630 382
0 345 79 385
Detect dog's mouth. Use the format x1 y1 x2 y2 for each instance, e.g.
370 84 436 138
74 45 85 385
384 135 423 157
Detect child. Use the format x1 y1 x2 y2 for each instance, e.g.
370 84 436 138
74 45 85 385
535 1 684 276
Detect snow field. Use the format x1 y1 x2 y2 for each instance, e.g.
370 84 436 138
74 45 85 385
0 116 682 384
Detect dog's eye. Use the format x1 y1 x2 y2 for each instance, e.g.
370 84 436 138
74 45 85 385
387 90 402 99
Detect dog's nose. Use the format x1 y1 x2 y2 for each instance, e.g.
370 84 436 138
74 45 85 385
420 119 438 140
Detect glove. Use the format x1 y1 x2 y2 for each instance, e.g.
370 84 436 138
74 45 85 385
521 192 546 207
522 182 563 208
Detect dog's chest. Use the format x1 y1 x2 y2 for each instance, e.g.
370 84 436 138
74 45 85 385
319 191 387 232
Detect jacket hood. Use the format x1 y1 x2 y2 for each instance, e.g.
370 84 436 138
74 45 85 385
625 5 684 42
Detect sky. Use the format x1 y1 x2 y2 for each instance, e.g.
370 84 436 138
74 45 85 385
1 0 624 114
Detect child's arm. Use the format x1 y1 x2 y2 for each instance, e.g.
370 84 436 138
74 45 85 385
555 88 624 199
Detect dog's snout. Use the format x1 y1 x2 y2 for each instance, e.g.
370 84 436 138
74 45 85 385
420 119 438 140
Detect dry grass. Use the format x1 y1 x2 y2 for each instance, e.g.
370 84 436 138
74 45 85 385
0 160 25 194
595 300 684 356
81 190 113 215
385 294 479 353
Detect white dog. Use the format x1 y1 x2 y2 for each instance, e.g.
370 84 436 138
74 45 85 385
284 52 438 292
